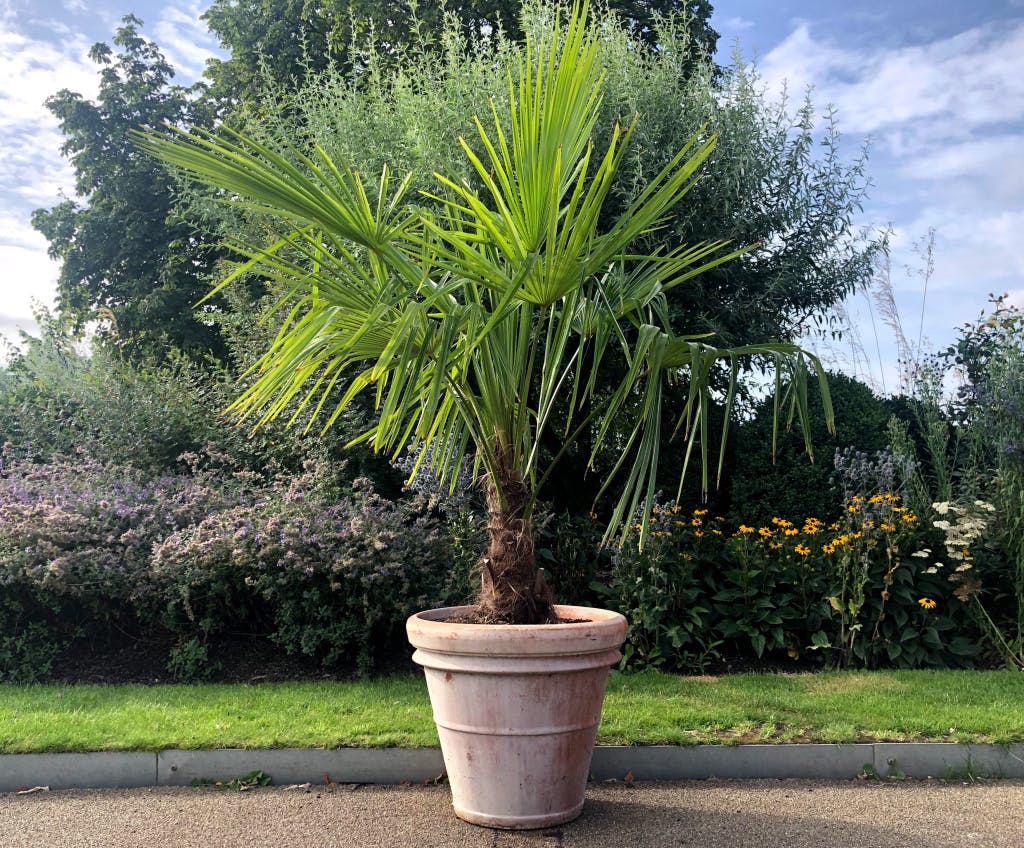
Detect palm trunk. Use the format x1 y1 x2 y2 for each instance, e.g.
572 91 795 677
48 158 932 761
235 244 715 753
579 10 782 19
476 468 554 624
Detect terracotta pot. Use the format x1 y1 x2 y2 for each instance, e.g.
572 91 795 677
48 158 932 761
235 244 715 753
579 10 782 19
406 604 627 829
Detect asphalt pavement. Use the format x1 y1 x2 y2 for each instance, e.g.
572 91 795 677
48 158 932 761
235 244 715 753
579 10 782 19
1 779 1022 847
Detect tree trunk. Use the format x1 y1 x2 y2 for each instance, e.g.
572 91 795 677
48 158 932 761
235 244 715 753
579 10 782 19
476 468 554 624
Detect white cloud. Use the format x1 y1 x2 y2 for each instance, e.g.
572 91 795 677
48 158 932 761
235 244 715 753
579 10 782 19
152 1 221 81
720 16 754 32
759 20 1024 139
754 16 1024 386
0 15 98 325
0 240 58 329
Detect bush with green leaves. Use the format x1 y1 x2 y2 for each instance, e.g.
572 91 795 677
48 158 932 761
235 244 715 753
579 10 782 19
874 297 1024 669
599 491 980 673
725 372 898 526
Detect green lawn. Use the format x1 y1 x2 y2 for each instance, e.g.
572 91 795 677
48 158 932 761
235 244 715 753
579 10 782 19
1 670 1022 754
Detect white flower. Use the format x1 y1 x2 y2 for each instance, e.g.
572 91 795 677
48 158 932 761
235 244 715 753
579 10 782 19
911 549 931 558
933 520 951 531
933 502 951 515
925 567 938 574
955 563 973 572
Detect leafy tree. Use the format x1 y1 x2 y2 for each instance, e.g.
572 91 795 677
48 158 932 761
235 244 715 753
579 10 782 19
137 3 829 624
200 0 718 111
31 15 224 359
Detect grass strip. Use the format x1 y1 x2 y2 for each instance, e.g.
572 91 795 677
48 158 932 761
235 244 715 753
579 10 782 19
1 670 1022 754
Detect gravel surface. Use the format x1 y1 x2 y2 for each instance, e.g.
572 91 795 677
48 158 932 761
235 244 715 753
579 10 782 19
1 780 1022 847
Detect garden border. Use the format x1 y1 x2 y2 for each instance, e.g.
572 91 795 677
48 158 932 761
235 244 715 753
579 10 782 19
2 743 1023 792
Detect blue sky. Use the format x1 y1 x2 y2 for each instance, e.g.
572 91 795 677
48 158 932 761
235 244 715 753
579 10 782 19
1 0 1022 393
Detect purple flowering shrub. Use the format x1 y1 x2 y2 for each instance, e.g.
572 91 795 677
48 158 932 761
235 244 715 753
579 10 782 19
0 447 468 680
153 471 467 675
0 449 255 679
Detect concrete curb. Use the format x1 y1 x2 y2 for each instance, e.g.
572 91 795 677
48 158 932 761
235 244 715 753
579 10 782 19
3 743 1023 792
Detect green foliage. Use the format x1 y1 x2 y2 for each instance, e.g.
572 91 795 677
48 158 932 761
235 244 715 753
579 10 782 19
31 16 224 359
0 621 62 684
167 637 222 682
596 505 721 670
179 0 871 517
726 372 895 526
0 311 218 470
191 770 272 790
891 297 1024 669
200 0 719 113
598 494 980 673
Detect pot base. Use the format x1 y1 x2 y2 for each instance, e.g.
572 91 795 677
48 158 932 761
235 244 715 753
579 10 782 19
453 799 584 830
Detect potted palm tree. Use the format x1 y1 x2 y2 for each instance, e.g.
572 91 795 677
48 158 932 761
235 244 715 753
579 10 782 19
137 1 830 829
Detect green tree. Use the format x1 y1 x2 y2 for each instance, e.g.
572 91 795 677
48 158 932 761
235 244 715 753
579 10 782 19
137 3 829 624
31 15 224 358
200 0 718 112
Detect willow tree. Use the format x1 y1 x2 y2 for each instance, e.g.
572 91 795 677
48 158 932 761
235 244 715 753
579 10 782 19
137 2 830 624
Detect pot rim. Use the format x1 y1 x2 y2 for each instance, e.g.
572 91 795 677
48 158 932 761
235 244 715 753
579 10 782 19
406 604 627 657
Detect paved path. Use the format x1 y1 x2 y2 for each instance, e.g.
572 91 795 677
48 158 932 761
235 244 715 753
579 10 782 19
1 780 1022 847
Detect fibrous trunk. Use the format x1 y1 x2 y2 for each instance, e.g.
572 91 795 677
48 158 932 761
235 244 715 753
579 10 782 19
476 470 554 624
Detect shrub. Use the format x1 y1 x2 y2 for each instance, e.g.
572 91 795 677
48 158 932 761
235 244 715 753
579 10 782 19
0 449 467 681
600 492 980 673
152 468 470 676
597 504 724 672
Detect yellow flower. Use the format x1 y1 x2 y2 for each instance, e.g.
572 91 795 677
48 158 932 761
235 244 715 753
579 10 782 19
693 508 708 516
847 505 859 513
880 522 897 533
691 517 703 527
695 530 704 538
739 524 755 534
822 543 836 555
918 597 937 610
902 513 918 523
769 541 782 550
869 494 884 504
758 527 773 538
852 495 864 504
784 528 799 536
795 544 811 556
712 529 722 536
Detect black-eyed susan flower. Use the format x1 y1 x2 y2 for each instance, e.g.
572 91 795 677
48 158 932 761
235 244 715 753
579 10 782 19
918 597 937 610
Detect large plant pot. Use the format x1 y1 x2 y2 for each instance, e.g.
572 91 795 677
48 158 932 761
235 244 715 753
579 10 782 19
406 604 627 829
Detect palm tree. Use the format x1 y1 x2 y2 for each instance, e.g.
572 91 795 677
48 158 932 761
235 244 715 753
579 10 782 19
136 2 831 625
